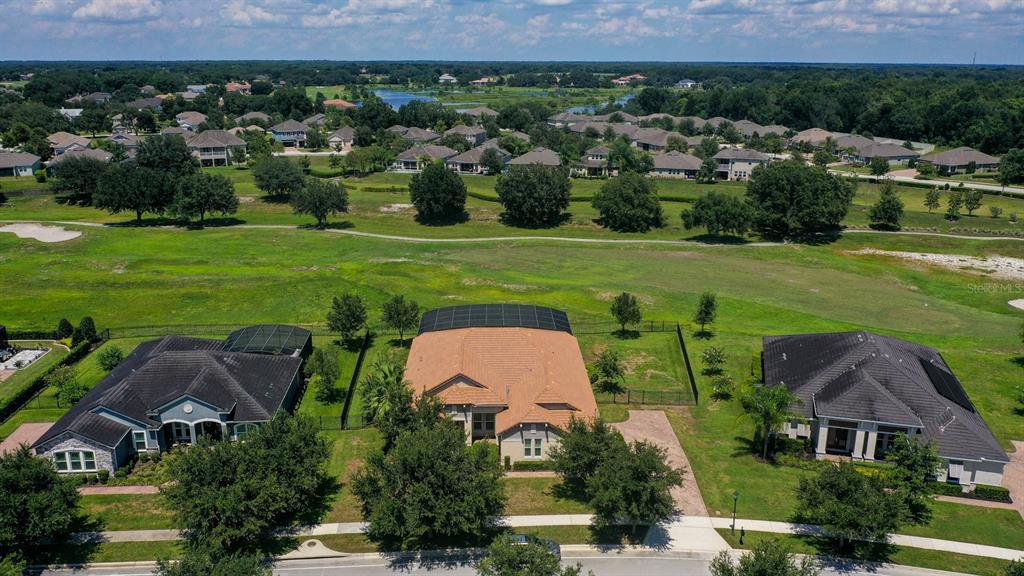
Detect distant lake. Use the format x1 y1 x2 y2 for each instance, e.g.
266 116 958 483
373 89 436 110
569 93 635 115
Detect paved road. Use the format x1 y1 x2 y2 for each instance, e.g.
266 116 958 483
34 552 982 576
830 170 1024 197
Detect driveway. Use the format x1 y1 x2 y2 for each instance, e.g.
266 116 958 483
0 422 52 455
1006 440 1024 519
613 410 708 516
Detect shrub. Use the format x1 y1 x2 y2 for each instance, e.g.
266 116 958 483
97 469 110 484
928 481 963 497
97 346 124 371
504 456 511 471
973 484 1012 503
512 460 554 472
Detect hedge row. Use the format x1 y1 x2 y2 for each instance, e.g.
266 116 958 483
511 460 555 472
928 481 1012 503
362 186 408 193
0 339 94 423
6 329 59 340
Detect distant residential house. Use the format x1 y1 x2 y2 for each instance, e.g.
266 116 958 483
574 145 612 178
611 73 646 86
638 113 678 126
445 140 510 174
160 126 189 136
438 73 458 84
675 79 699 89
83 92 113 104
679 116 707 131
713 147 770 181
386 124 410 135
834 134 875 153
47 132 91 156
705 117 729 130
176 91 201 102
175 111 208 132
58 108 83 121
463 106 499 119
225 82 251 95
185 129 246 166
304 113 327 128
401 127 441 145
444 124 488 147
764 331 1008 490
0 152 41 177
508 131 531 143
140 85 157 95
327 126 356 153
186 84 208 94
33 326 312 474
324 99 356 110
469 77 498 86
404 304 598 465
851 142 919 166
631 127 680 152
788 128 834 149
108 132 142 157
547 112 583 128
270 119 310 147
760 125 790 137
227 126 262 136
235 111 272 126
392 144 458 171
589 111 640 125
509 147 561 167
126 97 164 112
733 120 766 138
46 148 112 173
919 147 1000 175
650 151 702 179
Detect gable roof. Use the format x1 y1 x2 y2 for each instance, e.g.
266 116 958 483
714 147 770 162
271 119 309 133
509 147 561 166
328 126 355 141
236 111 271 124
447 140 510 165
405 318 597 435
187 129 245 148
304 113 327 126
47 148 113 165
464 106 499 117
127 97 163 110
401 127 441 142
762 331 1007 463
632 127 680 148
835 134 875 150
652 151 702 171
856 142 919 159
789 128 833 147
395 144 458 162
175 111 208 126
34 333 303 449
732 120 765 137
445 124 487 137
0 152 41 169
48 131 90 150
921 146 1000 167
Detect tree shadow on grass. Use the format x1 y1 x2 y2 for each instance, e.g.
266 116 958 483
498 211 572 229
24 514 104 567
614 329 641 340
414 210 470 227
1010 355 1024 369
688 233 752 245
693 329 715 340
181 217 247 230
792 534 899 572
320 220 355 230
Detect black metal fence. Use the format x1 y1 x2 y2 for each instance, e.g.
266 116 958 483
676 323 700 405
602 389 693 406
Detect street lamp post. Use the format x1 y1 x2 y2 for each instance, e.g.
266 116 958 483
731 490 740 535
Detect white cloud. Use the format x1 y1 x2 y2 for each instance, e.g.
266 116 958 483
72 0 162 21
221 0 286 26
300 0 438 28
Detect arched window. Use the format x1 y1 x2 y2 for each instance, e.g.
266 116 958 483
232 423 258 441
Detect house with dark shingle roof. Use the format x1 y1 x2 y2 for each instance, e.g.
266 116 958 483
763 331 1007 489
328 126 356 153
850 142 919 166
713 147 770 181
573 145 612 178
650 151 702 179
919 147 1000 175
445 139 510 174
271 119 310 147
444 124 488 147
0 152 41 177
185 129 246 166
392 144 458 171
126 97 164 112
236 111 272 126
400 127 441 145
33 326 312 474
509 147 561 167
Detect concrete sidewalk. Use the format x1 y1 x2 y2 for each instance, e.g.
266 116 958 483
76 514 1024 561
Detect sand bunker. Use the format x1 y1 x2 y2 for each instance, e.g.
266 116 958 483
1009 299 1024 310
379 203 413 213
0 223 81 243
848 248 1024 281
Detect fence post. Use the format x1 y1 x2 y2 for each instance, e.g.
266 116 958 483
627 389 631 404
642 390 646 404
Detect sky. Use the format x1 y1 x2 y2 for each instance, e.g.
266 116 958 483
1 0 1023 64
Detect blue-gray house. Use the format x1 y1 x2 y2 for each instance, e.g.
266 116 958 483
33 325 312 474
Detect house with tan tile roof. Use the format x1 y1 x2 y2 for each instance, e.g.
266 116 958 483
47 132 91 156
404 305 598 463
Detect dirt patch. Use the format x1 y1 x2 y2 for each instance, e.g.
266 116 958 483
0 223 81 243
593 290 655 304
848 248 1024 281
621 352 653 375
378 203 413 213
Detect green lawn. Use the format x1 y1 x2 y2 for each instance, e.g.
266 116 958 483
0 176 50 194
505 477 592 515
718 530 1012 576
322 427 383 523
577 330 692 403
81 493 173 530
0 207 1020 548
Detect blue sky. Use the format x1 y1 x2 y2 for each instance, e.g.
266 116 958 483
1 0 1023 64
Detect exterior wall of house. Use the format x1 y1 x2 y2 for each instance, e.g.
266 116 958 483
717 159 763 181
1 162 41 177
499 425 561 465
931 162 1000 175
329 138 353 153
935 458 1005 489
272 131 306 147
92 407 155 451
650 168 696 179
35 434 120 474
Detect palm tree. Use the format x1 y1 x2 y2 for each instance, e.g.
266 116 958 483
360 355 407 424
740 384 800 459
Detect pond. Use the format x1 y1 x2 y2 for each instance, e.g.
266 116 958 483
568 93 636 115
373 89 437 110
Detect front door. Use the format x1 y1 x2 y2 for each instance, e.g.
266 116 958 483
826 427 851 453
